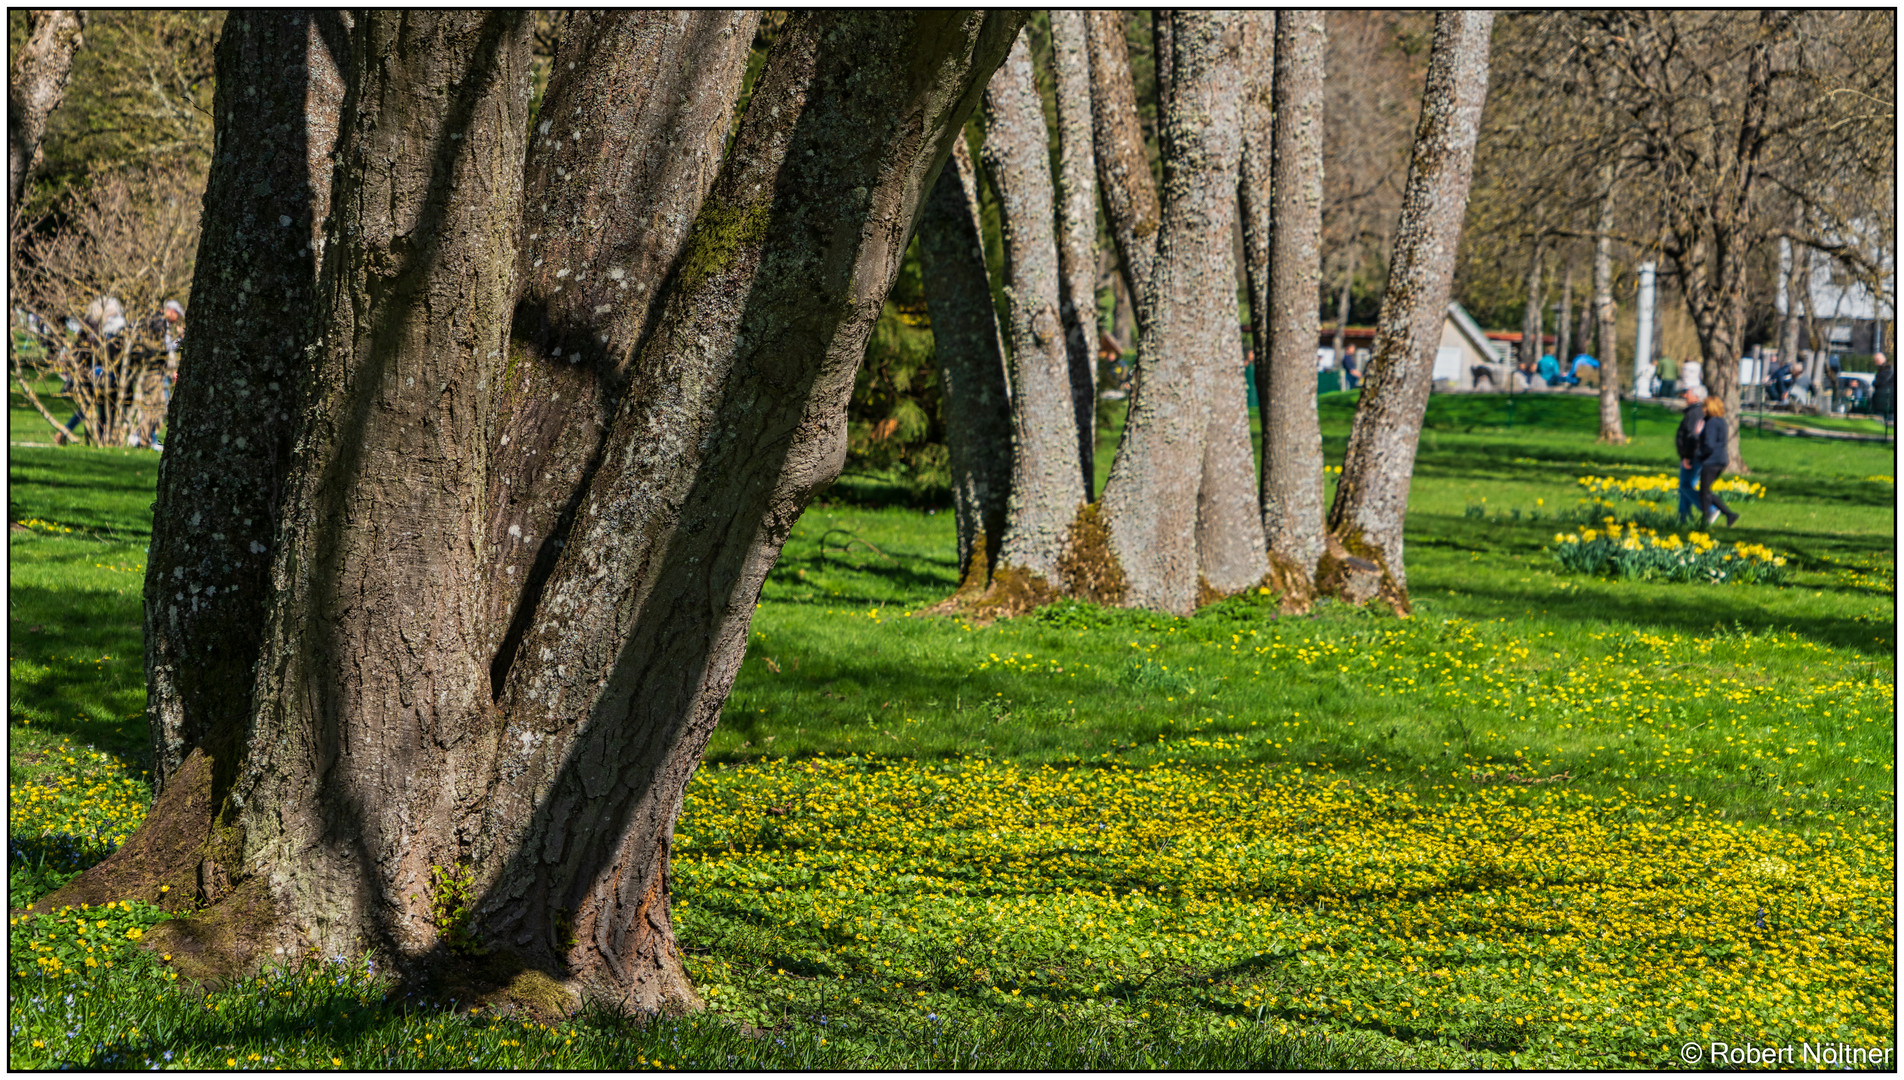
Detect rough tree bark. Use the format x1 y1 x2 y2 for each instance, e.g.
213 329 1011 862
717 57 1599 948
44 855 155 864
1322 10 1492 612
65 8 1021 1019
485 10 762 685
1245 10 1329 599
1190 13 1268 599
7 9 84 209
917 136 1013 597
1085 10 1162 325
1049 9 1100 497
466 11 1018 1012
982 34 1086 594
48 11 351 920
1519 238 1544 368
1592 171 1625 443
1098 11 1248 615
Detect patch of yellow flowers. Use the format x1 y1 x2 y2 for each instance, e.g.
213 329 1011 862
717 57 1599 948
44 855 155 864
1577 474 1765 501
9 743 151 868
673 753 1893 1068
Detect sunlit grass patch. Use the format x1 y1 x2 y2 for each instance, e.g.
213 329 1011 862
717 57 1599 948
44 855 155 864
674 753 1896 1069
8 741 150 899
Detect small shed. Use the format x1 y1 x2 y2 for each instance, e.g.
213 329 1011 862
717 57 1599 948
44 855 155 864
1439 303 1507 389
1314 305 1520 390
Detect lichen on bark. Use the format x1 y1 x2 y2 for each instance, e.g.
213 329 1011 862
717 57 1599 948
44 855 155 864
1326 11 1492 607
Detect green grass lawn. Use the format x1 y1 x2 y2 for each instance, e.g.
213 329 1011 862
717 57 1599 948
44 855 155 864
8 391 1896 1069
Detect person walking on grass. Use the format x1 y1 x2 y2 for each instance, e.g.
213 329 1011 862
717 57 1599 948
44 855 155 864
1675 389 1706 523
1695 395 1739 528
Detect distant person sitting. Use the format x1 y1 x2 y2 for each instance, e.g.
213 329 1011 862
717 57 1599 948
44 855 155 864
1536 352 1560 388
1568 353 1599 387
1655 354 1679 397
1766 356 1793 403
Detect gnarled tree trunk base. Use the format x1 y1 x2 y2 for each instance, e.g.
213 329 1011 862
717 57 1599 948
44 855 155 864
1316 533 1412 616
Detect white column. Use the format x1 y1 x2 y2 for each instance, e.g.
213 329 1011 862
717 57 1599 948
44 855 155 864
1634 261 1657 398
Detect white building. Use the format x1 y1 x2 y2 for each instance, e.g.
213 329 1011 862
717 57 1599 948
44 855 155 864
1778 230 1894 354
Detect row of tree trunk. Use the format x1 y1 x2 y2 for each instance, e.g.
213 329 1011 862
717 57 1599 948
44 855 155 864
51 9 1492 1019
933 10 1492 618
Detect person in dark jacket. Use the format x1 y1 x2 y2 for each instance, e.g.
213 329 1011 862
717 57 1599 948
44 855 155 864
1695 396 1738 528
1674 391 1706 522
1872 352 1894 424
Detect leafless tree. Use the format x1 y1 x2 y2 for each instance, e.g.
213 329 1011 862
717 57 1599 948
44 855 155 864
10 164 198 446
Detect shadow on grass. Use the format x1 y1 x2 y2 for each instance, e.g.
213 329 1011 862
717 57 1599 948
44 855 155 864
1441 579 1889 655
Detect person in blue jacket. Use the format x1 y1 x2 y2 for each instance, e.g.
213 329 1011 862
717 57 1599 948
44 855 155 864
1536 352 1560 387
1567 352 1599 386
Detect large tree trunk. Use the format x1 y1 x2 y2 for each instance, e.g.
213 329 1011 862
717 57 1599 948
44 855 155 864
7 9 84 210
1191 13 1268 599
1519 237 1544 368
46 12 352 920
466 12 1018 1012
1245 11 1328 598
73 8 1021 1018
1098 11 1246 615
209 6 541 975
1086 10 1162 328
982 35 1086 594
139 12 349 795
918 136 1013 597
1593 172 1625 443
1323 11 1491 612
1050 10 1100 498
484 10 761 687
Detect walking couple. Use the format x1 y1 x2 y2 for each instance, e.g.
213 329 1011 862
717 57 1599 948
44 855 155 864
1675 390 1739 528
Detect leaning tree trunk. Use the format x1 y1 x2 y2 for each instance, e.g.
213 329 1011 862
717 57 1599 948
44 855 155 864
1593 173 1625 443
917 136 1013 598
1322 10 1492 613
1245 10 1328 600
42 13 351 921
1050 9 1100 497
981 34 1086 599
170 8 542 977
1520 237 1544 368
483 9 762 687
1097 11 1246 615
1086 10 1162 328
79 8 1021 1018
7 9 84 209
465 11 1017 1012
